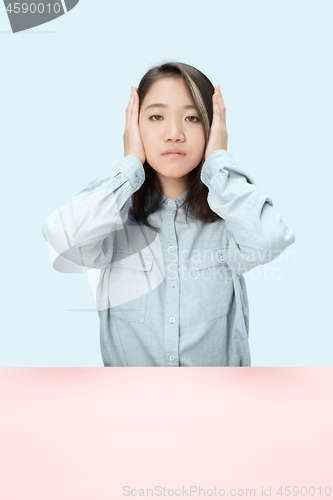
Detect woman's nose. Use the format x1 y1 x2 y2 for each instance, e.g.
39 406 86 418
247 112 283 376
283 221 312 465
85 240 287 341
163 119 185 141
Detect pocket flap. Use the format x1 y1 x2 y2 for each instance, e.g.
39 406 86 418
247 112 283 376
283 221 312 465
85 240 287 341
193 247 228 271
110 251 153 272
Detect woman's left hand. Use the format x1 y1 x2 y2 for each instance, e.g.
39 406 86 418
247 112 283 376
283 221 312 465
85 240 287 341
204 85 228 160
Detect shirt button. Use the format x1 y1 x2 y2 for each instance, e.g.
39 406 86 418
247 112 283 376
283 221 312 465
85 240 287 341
170 317 175 323
169 245 173 252
172 281 176 287
220 255 225 261
121 259 125 265
169 355 175 361
167 211 171 215
168 200 172 205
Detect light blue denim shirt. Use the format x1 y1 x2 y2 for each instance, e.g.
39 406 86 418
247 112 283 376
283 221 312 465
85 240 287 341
42 150 295 367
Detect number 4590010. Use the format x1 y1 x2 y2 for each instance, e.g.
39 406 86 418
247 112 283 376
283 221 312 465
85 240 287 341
5 3 61 14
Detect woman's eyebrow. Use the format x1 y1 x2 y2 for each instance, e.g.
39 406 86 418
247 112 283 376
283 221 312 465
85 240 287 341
144 103 196 111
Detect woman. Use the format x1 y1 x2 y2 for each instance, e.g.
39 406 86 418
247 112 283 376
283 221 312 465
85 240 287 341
42 61 295 367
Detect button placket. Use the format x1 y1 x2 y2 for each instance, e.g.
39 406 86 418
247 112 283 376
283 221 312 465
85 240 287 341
163 198 180 366
166 352 178 365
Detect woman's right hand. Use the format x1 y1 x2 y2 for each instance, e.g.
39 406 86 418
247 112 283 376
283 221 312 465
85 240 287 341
123 86 146 165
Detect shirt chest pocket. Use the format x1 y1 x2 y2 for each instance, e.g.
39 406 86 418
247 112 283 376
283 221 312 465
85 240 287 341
108 251 153 323
192 248 234 322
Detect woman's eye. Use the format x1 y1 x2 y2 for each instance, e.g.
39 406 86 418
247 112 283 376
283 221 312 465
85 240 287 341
149 115 200 122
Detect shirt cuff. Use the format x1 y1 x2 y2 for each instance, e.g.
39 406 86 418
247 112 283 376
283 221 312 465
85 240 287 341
200 149 256 186
113 155 145 191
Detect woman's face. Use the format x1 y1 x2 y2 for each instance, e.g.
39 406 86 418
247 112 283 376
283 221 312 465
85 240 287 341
138 77 206 188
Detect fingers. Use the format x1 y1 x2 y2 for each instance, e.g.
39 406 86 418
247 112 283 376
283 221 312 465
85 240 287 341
131 86 139 115
125 86 138 127
213 85 226 113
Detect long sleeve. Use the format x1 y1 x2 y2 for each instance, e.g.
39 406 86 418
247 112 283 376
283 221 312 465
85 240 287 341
200 149 295 275
41 155 145 273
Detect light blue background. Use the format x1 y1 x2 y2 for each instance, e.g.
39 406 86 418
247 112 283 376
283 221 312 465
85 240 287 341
1 0 331 366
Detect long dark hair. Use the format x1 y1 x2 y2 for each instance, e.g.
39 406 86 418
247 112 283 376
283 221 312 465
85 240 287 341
128 61 223 232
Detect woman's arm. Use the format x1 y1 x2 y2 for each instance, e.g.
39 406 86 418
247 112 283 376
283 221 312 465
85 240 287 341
41 155 145 272
200 149 295 275
202 86 295 275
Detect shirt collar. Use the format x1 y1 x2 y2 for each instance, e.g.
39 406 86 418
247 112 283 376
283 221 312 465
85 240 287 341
143 190 189 212
160 190 188 210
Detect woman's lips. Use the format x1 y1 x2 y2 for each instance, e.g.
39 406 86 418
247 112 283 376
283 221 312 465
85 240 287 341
162 153 186 159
